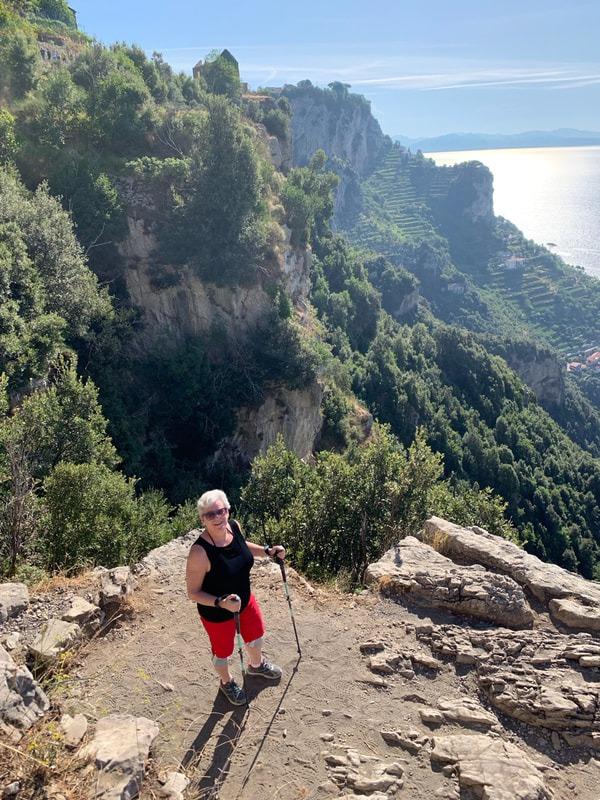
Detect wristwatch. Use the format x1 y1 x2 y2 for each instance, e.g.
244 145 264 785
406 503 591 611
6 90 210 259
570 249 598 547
214 595 225 607
264 545 272 556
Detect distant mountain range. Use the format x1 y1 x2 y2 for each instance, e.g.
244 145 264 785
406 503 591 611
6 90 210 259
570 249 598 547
394 129 600 153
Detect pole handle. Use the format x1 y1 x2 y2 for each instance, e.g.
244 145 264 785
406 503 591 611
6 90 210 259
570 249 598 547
275 555 286 581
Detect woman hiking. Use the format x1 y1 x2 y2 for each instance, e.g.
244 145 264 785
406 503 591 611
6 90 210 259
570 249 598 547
185 489 285 706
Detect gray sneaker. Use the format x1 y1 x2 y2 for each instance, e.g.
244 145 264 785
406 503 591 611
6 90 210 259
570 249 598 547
247 659 282 680
219 679 247 706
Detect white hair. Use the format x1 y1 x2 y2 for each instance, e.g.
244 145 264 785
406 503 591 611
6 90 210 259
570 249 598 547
197 489 230 517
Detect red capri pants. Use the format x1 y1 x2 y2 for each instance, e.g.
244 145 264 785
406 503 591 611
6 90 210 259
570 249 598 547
200 594 265 659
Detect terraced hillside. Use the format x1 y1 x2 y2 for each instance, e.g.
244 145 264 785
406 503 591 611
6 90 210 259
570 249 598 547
480 251 595 355
341 141 600 360
346 144 452 253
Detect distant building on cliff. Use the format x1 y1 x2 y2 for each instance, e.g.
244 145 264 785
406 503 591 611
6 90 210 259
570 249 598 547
193 49 238 80
193 49 248 93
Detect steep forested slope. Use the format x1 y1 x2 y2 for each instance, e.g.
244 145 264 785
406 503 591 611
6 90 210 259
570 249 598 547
2 3 600 584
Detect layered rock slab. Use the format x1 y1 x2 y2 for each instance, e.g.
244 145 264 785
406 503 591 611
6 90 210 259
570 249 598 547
79 714 159 800
422 517 600 632
417 624 600 747
431 733 551 800
364 536 533 628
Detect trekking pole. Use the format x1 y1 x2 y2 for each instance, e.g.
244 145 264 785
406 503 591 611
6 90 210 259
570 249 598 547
274 555 302 657
233 602 249 708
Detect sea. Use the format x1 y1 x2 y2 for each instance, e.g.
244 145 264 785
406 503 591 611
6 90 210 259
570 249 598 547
428 146 600 279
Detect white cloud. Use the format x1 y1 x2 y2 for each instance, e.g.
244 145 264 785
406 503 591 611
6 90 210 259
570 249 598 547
155 44 600 94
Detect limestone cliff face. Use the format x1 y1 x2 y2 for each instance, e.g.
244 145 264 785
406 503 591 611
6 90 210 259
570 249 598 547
120 218 310 351
286 91 388 178
445 162 494 225
226 382 324 464
479 337 565 407
502 346 565 407
393 287 419 318
117 176 322 462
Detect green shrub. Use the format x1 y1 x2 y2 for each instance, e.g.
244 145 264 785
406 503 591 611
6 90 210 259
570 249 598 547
263 108 289 140
0 110 17 164
158 95 268 284
128 489 173 562
42 461 136 569
243 426 443 584
0 28 39 98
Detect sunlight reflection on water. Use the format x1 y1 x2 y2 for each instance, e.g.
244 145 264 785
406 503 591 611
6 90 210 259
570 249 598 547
429 146 600 278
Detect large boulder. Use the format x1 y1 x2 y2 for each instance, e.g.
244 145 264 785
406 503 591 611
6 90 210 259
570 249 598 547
422 517 600 630
29 619 80 663
549 597 600 632
0 583 29 622
0 645 49 738
323 748 404 795
62 596 104 633
364 536 533 628
79 714 159 800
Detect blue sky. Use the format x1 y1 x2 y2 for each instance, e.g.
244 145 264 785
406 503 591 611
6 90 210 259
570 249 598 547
73 1 600 138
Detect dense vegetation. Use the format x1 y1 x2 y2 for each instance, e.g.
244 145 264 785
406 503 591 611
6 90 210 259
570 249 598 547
2 4 600 586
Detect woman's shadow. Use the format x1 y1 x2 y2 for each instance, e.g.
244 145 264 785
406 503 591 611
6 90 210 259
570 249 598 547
180 678 275 799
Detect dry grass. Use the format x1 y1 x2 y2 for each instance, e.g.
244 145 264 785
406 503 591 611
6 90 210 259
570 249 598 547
0 713 95 800
30 569 98 596
429 529 450 554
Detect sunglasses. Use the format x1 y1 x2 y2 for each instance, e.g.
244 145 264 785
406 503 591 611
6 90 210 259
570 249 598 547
203 507 229 521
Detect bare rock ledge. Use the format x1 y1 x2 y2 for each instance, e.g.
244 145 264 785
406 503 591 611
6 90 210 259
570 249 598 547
364 536 533 628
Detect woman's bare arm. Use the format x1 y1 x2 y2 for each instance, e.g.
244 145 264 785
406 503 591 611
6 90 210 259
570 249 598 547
186 545 215 605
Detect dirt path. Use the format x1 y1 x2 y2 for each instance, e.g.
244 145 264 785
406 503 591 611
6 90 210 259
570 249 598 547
59 560 600 800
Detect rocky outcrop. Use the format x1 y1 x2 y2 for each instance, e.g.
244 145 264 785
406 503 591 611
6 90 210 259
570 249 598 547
117 176 324 462
79 714 159 800
29 618 80 663
421 517 600 631
445 162 494 225
140 529 200 576
0 644 49 739
416 623 600 747
481 340 565 407
0 583 29 622
364 536 533 628
60 712 88 749
123 237 273 351
227 382 323 464
99 567 136 612
118 179 310 351
430 734 551 800
323 748 404 795
285 88 388 178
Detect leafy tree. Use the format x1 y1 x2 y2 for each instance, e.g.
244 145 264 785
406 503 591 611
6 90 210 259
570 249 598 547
243 426 443 584
34 0 76 26
0 375 40 575
0 169 112 338
0 28 39 98
7 361 118 481
159 95 267 284
282 151 339 247
42 461 135 569
0 110 17 164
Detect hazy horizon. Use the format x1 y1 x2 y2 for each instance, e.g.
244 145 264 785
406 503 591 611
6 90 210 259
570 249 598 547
74 0 600 139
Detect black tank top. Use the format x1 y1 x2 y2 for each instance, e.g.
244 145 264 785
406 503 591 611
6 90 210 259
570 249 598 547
194 519 254 622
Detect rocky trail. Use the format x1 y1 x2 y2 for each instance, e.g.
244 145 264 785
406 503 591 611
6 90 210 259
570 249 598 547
3 520 600 799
